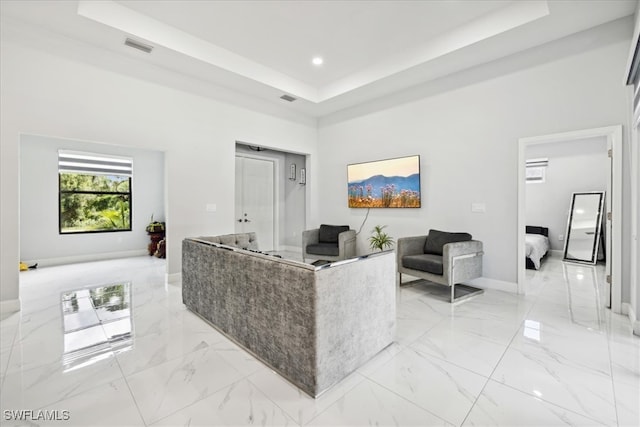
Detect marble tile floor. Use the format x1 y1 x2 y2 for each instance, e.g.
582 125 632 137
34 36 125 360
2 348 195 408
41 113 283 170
0 254 638 426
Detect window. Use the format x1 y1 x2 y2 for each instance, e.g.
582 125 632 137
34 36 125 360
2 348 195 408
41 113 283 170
58 150 132 234
525 158 548 184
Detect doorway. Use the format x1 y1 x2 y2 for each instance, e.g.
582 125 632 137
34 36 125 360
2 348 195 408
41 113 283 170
235 155 276 251
518 126 622 313
19 134 166 267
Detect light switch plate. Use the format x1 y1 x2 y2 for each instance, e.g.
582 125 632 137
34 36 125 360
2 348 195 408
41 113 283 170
206 204 217 212
471 203 486 213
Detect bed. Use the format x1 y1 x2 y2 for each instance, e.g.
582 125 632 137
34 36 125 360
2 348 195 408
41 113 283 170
526 226 550 270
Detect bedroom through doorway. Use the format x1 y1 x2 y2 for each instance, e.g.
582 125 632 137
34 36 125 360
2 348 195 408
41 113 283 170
517 126 622 313
525 138 608 267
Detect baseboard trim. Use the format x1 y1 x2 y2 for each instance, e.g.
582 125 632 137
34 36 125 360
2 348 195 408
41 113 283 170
0 298 21 315
166 272 182 284
622 302 640 336
468 277 518 294
622 302 629 315
22 249 148 267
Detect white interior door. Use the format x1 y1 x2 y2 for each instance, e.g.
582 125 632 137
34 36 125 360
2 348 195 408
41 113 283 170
235 156 275 251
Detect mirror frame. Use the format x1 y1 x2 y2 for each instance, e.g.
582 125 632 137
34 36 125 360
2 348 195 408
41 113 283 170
562 191 605 265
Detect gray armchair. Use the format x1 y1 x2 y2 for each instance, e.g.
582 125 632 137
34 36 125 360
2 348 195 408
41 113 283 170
397 229 484 303
302 224 356 263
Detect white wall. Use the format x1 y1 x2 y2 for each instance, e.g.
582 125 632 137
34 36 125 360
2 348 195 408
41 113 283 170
20 134 165 265
316 24 633 288
525 137 608 252
284 152 307 248
0 40 317 310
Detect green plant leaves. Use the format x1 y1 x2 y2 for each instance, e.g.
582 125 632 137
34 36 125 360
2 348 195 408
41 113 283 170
369 225 394 251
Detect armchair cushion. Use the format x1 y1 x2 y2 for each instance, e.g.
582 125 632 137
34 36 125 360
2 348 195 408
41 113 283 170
319 224 350 244
402 254 444 275
306 243 340 257
424 229 472 255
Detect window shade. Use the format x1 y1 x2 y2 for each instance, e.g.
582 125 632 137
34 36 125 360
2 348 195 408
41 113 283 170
58 150 132 177
525 158 549 168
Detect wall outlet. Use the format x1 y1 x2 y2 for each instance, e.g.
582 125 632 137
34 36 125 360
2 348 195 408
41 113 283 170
558 234 564 241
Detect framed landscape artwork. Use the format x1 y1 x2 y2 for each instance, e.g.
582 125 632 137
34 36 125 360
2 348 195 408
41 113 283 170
347 155 421 208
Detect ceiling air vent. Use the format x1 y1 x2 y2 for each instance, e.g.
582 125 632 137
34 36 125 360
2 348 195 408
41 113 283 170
124 38 153 54
280 94 297 102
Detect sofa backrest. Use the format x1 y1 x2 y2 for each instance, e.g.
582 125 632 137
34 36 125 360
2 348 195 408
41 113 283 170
181 239 395 397
196 232 258 250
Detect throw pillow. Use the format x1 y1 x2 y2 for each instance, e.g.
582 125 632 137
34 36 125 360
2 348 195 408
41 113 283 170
235 234 251 249
424 229 472 255
318 224 350 244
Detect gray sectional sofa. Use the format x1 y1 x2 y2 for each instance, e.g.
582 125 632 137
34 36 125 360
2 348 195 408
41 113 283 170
182 233 396 397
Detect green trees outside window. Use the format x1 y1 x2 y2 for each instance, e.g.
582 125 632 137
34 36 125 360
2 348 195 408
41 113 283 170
59 173 132 233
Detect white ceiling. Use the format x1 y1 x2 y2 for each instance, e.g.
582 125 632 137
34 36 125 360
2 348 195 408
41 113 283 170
1 0 637 119
116 0 511 88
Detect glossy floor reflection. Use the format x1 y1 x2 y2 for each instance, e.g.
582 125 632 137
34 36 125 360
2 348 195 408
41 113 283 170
0 255 638 426
61 282 133 371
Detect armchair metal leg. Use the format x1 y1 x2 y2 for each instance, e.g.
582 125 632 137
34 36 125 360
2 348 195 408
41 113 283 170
398 272 415 288
449 282 484 303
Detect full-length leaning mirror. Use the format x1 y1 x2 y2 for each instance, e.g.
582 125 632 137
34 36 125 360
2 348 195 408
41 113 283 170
563 191 605 264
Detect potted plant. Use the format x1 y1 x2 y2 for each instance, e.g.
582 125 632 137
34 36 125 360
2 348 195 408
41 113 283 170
146 215 166 256
369 225 394 252
146 214 165 233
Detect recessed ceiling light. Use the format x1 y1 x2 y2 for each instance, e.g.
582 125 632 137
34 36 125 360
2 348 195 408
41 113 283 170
312 57 323 66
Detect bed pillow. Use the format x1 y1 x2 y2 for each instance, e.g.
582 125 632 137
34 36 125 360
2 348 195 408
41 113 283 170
424 229 472 255
526 225 549 237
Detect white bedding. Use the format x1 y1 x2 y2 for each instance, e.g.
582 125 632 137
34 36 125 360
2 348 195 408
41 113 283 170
526 233 550 270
